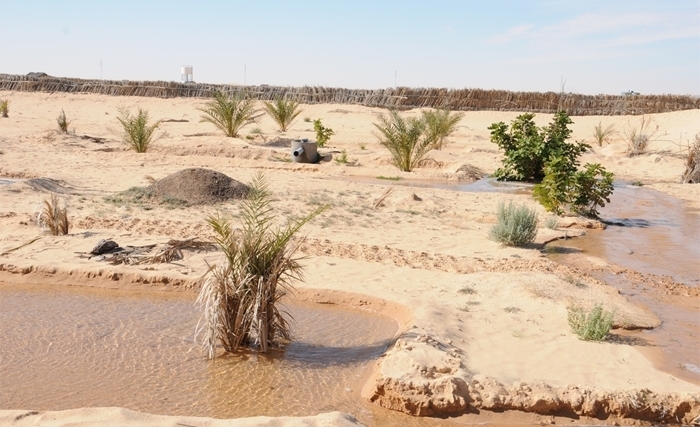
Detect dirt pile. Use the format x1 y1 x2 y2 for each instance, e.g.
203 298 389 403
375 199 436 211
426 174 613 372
150 168 250 205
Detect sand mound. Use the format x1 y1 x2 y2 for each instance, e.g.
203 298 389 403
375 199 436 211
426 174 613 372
150 168 250 205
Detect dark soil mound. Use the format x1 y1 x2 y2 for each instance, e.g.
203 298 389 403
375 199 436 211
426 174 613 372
150 168 250 205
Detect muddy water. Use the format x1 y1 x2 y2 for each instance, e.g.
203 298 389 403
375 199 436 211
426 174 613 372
547 184 700 384
0 283 401 422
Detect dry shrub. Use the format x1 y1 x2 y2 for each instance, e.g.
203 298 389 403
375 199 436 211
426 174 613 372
681 133 700 183
624 116 658 156
57 109 71 133
0 99 8 118
38 193 69 235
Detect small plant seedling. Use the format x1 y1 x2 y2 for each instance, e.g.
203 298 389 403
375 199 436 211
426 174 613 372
250 127 263 134
335 150 348 164
0 99 9 118
57 109 72 133
377 175 401 181
359 143 366 150
592 122 615 146
630 180 643 187
504 306 521 313
314 119 335 147
568 303 614 341
303 117 311 122
117 107 162 153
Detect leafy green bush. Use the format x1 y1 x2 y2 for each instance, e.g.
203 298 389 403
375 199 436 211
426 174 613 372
534 161 614 217
374 110 436 172
568 303 614 341
263 98 303 132
422 109 463 149
199 91 257 137
490 111 614 218
489 111 588 182
488 201 538 247
117 107 161 153
313 119 335 147
57 109 71 133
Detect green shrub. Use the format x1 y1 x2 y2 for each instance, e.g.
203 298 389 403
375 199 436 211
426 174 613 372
534 161 614 217
374 110 436 172
490 111 614 218
592 122 615 146
0 99 8 118
489 111 588 182
422 109 463 150
199 91 257 137
263 98 303 132
313 119 335 147
568 303 614 341
57 109 71 133
117 107 161 153
488 201 538 247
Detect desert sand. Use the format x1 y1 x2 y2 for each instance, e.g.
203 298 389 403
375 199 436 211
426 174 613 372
0 91 699 426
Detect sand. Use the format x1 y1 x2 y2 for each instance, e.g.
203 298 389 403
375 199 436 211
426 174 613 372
0 91 699 425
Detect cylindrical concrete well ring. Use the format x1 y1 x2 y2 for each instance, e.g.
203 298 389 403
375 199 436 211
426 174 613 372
291 139 319 163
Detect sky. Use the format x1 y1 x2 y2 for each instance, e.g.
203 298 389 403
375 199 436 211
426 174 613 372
0 0 698 95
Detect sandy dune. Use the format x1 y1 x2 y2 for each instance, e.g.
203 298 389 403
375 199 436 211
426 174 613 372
0 91 698 425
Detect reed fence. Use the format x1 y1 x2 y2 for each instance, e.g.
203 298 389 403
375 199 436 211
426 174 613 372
1 74 698 116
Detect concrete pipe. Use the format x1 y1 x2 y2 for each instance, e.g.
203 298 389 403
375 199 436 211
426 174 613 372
291 138 319 163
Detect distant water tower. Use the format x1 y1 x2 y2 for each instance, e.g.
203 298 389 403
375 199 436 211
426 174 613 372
181 65 193 82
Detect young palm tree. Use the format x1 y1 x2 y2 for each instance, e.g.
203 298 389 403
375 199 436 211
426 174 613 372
374 110 437 172
591 121 615 146
263 98 303 132
196 173 326 358
422 109 464 150
116 107 161 153
199 91 257 137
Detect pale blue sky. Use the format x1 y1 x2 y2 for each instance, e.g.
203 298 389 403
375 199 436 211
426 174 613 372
0 1 698 94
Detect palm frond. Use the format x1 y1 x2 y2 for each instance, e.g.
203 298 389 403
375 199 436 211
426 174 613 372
263 98 303 132
199 91 257 137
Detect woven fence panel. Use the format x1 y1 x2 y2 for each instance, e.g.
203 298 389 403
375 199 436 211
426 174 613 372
1 74 698 116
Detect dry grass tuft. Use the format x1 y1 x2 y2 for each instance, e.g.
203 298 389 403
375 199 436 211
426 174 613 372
681 133 700 183
624 116 658 156
57 109 71 133
38 193 69 235
0 99 8 118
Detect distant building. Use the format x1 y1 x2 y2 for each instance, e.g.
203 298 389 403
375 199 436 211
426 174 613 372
622 90 640 96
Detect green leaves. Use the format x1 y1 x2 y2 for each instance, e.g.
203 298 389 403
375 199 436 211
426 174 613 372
263 98 303 132
568 303 614 341
117 107 161 153
197 172 327 357
490 111 588 182
374 110 437 172
199 91 257 138
313 119 334 147
491 111 613 218
422 109 463 150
